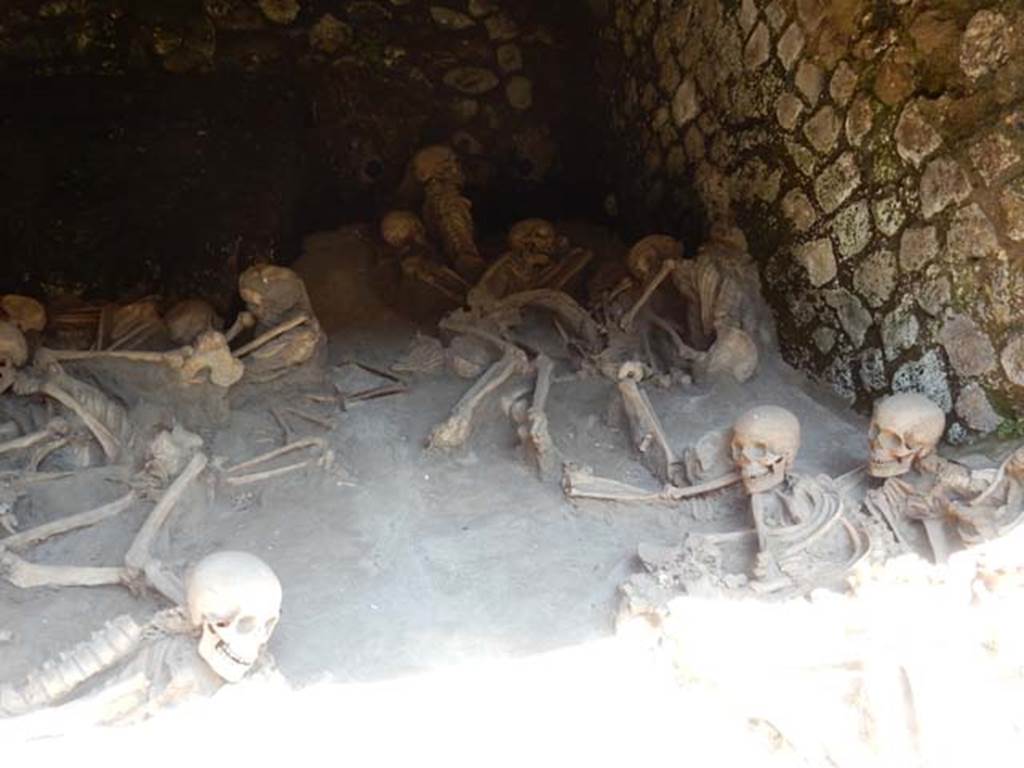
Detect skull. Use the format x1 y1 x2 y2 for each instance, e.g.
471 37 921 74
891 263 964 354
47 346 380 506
625 235 683 282
110 299 162 342
238 265 308 326
0 320 28 395
731 405 800 494
507 219 563 265
411 145 464 187
380 210 428 253
0 295 46 333
868 393 945 478
165 299 223 346
186 550 283 683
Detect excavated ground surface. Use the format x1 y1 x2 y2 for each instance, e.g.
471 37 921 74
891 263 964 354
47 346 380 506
1 225 870 688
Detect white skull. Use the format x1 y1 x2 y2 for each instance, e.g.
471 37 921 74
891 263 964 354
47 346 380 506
507 218 562 259
0 295 46 333
186 551 282 683
731 405 800 494
380 210 427 253
0 320 28 395
868 393 945 478
625 235 683 282
411 145 464 186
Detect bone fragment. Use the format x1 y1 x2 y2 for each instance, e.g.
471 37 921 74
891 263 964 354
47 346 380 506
124 452 207 572
37 378 125 462
428 348 528 451
620 258 677 331
563 465 740 503
617 367 679 485
0 421 64 456
224 438 324 475
233 314 309 357
223 311 256 343
224 461 314 486
921 518 954 564
483 290 603 351
0 552 129 588
1 492 136 551
522 355 558 480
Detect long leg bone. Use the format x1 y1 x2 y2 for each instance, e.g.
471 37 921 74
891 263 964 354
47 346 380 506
620 259 678 332
124 452 208 573
616 362 681 485
0 418 68 457
1 491 136 551
428 347 529 451
483 290 603 351
233 314 310 358
223 311 256 343
0 552 129 588
519 355 559 480
221 438 328 486
563 464 740 503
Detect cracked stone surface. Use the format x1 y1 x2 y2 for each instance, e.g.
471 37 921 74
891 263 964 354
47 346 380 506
776 22 804 72
945 203 1003 263
873 196 906 237
815 152 861 214
968 132 1021 187
859 348 887 391
803 106 840 155
881 299 920 362
813 325 837 354
894 102 941 168
960 9 1010 80
832 200 872 257
845 95 874 148
920 157 971 219
826 288 872 347
938 314 997 376
794 237 836 286
782 188 817 232
829 61 857 107
744 22 770 70
1001 333 1024 386
853 248 896 308
892 349 952 412
898 226 938 272
956 383 1001 434
917 276 951 316
776 93 804 131
795 60 824 106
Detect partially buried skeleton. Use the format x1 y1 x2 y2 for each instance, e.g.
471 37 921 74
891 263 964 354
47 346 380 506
0 550 283 730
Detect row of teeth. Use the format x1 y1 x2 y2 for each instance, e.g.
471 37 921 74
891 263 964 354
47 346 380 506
216 639 255 667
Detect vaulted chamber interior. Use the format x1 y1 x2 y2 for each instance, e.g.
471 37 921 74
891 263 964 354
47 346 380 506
2 0 1024 749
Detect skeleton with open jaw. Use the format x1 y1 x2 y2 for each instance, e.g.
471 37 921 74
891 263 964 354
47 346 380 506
864 393 1024 561
0 550 282 730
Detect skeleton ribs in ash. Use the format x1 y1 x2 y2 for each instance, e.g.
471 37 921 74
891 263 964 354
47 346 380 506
0 551 282 729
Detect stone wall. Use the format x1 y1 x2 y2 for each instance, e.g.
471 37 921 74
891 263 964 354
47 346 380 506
597 0 1024 441
0 0 602 302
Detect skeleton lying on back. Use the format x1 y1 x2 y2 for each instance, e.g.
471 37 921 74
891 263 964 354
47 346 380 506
0 551 282 730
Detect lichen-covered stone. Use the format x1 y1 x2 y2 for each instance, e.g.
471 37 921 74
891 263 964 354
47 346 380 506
431 6 475 29
443 67 500 94
825 357 855 401
671 77 699 127
803 105 840 155
497 44 522 73
832 200 871 257
776 93 803 131
1001 333 1024 386
813 325 836 354
259 0 300 24
894 102 941 168
859 348 887 391
968 132 1021 187
956 383 1001 434
776 22 804 72
485 13 518 41
1002 179 1024 241
795 59 824 106
881 298 919 361
898 225 937 272
919 157 971 219
945 203 1003 263
744 22 770 70
829 60 857 107
814 152 861 214
309 14 353 53
794 238 836 287
892 349 952 412
938 314 997 377
825 288 872 347
787 139 817 177
917 276 951 316
845 94 874 148
872 195 906 237
853 248 896 308
960 10 1010 80
505 76 532 110
781 188 816 232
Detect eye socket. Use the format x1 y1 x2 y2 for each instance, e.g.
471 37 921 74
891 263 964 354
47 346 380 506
878 431 903 450
236 615 257 635
743 442 768 460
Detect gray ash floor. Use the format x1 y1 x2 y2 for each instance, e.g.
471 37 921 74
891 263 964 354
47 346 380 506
1 227 870 688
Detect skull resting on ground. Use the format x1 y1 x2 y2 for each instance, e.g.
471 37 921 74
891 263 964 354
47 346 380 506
507 219 563 264
380 210 428 253
186 550 282 683
0 295 47 333
411 145 464 187
868 393 945 478
731 405 800 494
625 235 683 282
238 265 309 327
